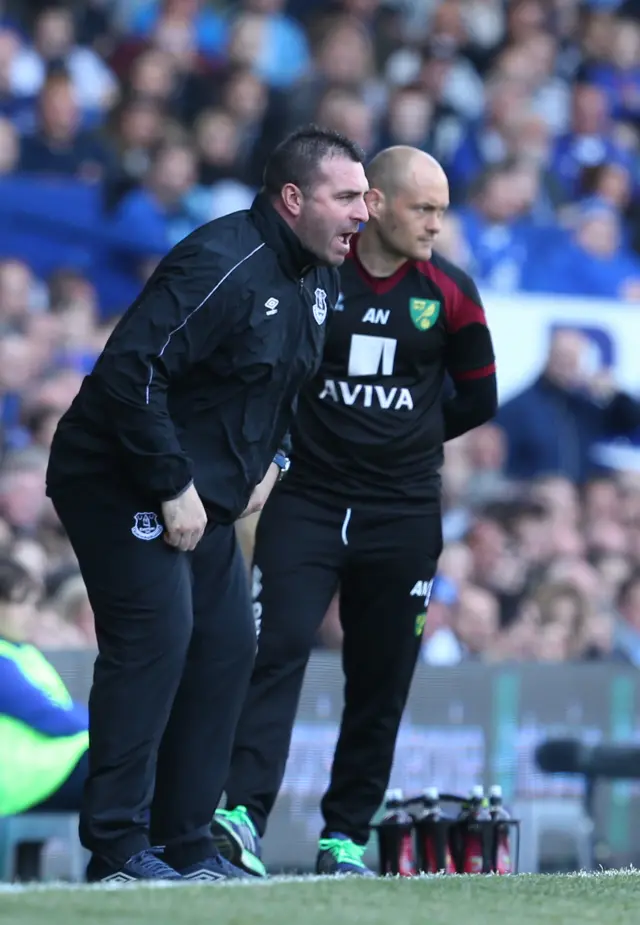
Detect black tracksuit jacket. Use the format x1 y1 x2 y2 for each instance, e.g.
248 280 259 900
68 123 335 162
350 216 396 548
46 193 339 524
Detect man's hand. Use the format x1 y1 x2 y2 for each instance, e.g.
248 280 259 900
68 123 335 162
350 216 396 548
161 482 207 551
238 463 280 520
587 368 617 404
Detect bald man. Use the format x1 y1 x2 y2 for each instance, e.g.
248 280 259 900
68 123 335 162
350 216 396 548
214 147 497 877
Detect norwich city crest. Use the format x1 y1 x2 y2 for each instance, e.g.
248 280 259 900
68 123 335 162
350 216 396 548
409 298 440 331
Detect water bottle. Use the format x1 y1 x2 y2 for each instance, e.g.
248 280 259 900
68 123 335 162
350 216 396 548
377 788 415 877
458 785 490 874
413 787 456 874
489 785 513 874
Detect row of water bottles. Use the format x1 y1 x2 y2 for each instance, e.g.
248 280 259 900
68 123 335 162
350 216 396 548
375 785 519 876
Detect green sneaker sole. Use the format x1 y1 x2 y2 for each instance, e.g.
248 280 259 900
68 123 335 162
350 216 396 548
211 817 267 878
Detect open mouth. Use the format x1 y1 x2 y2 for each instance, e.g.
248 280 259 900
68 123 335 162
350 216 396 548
337 233 352 247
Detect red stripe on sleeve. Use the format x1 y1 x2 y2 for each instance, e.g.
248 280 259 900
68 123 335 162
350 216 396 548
417 260 488 333
453 362 496 382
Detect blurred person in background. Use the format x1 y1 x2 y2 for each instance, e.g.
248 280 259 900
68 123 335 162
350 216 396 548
376 83 450 163
102 95 167 208
437 539 474 588
417 1 485 121
523 196 640 299
97 141 201 314
465 512 527 609
0 446 50 537
582 15 640 125
454 583 501 659
456 161 543 293
18 71 114 181
0 557 89 820
384 44 468 163
445 73 532 201
126 0 227 60
0 257 36 332
612 569 640 664
496 328 640 482
47 571 96 649
462 422 512 507
217 66 276 185
492 32 569 136
529 474 581 527
314 87 375 155
229 0 311 90
0 332 42 448
549 82 635 203
10 5 118 115
533 579 592 661
285 14 384 135
216 146 496 879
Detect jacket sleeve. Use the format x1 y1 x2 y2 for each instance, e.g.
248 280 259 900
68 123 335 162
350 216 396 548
91 238 255 501
603 391 640 437
442 271 498 442
0 654 88 738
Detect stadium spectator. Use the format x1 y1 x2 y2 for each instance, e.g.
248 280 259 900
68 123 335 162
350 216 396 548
549 82 634 203
612 569 640 665
0 557 89 817
18 72 114 180
445 73 531 201
10 5 118 113
456 161 542 292
496 328 640 482
314 86 374 153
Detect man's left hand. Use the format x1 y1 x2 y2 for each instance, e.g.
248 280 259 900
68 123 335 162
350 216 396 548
238 462 280 519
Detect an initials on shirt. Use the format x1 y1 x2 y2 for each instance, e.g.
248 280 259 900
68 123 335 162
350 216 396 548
362 307 390 325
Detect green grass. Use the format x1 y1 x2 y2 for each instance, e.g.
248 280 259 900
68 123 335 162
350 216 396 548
0 872 638 925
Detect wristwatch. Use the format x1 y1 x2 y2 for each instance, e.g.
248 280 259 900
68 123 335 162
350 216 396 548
273 451 291 481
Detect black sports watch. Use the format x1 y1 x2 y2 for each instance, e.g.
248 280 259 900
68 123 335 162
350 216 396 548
273 451 291 481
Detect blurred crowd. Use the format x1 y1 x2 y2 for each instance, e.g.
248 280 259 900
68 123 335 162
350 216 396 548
1 0 640 308
2 0 640 663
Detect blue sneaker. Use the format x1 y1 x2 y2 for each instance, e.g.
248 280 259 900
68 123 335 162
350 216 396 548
211 806 267 877
178 852 250 882
316 833 376 877
96 847 182 883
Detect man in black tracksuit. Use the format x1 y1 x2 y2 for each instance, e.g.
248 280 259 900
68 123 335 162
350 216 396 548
212 147 498 876
45 126 369 883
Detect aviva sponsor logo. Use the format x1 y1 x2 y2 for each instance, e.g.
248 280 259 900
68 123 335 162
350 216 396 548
318 380 413 410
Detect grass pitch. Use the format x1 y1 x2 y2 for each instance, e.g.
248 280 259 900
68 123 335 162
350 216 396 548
0 871 637 925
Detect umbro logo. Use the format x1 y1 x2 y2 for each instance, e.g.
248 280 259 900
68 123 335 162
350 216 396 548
182 868 225 882
265 297 279 315
101 872 137 884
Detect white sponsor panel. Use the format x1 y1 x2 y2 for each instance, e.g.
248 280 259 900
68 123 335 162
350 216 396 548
481 290 640 405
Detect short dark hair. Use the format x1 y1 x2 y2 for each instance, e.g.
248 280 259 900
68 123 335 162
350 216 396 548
262 124 365 196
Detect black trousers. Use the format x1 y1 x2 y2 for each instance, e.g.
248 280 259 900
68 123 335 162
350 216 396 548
50 475 256 875
225 488 442 845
